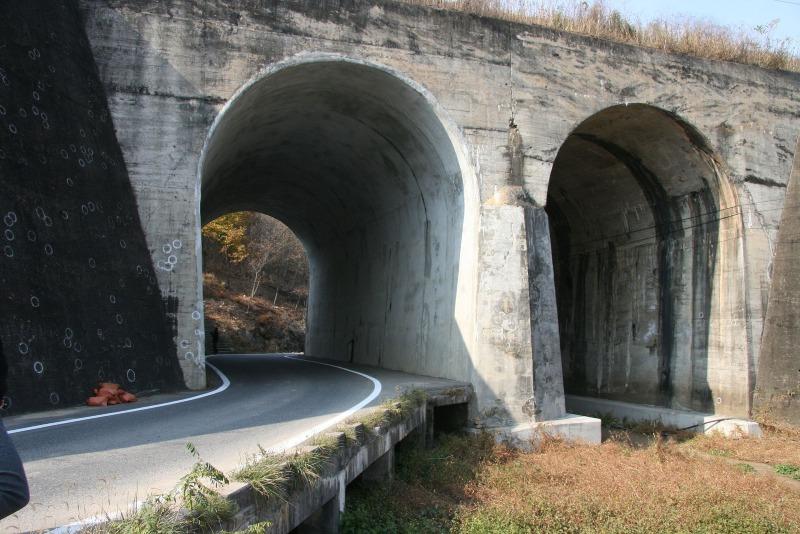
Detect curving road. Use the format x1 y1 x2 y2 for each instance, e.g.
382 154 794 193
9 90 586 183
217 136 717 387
1 354 383 533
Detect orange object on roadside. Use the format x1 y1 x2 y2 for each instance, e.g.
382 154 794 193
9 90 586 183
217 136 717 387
119 392 137 403
86 382 137 407
98 383 119 396
87 396 108 406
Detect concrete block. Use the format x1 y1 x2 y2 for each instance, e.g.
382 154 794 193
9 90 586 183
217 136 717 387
566 395 762 437
702 417 762 438
476 413 602 449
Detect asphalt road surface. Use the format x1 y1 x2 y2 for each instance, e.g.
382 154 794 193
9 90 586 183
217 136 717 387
0 354 390 532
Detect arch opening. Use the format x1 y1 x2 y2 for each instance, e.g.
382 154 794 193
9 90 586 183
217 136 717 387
199 58 471 380
546 104 747 414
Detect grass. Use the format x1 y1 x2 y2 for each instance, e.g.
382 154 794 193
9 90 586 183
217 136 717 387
221 522 271 534
735 462 756 474
179 443 236 531
594 412 681 436
233 446 291 500
338 388 428 439
401 0 799 72
342 429 800 533
85 444 239 533
364 389 427 429
335 422 362 443
233 440 341 500
682 423 800 467
286 447 332 487
84 493 239 534
774 464 800 481
310 432 345 453
83 499 184 534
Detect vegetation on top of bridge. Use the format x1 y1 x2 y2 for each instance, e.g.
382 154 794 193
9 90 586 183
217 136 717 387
405 0 800 72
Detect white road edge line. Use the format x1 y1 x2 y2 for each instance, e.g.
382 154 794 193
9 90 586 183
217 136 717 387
263 354 382 454
9 362 231 435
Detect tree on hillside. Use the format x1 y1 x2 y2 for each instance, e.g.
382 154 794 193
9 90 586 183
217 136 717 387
246 215 307 303
201 212 250 263
203 211 308 305
247 216 279 299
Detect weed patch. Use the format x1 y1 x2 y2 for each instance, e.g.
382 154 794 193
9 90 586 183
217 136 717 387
774 463 800 481
345 389 427 436
735 463 756 474
233 447 291 500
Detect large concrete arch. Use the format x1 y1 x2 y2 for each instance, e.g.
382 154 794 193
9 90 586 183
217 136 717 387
546 104 750 417
197 54 480 382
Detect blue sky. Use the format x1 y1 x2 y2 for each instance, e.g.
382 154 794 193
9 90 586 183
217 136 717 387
602 0 799 52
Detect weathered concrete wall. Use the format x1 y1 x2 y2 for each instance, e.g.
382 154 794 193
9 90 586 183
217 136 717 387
0 1 184 415
71 0 800 423
754 140 800 424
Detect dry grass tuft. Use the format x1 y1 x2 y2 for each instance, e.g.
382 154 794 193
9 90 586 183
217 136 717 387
234 441 340 500
401 0 800 72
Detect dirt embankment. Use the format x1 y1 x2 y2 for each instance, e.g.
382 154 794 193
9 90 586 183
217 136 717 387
203 245 306 354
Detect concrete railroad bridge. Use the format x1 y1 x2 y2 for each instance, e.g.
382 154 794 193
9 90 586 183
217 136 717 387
1 0 799 434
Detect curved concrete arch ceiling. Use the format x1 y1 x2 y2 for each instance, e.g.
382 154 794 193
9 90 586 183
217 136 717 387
547 104 718 252
201 61 462 257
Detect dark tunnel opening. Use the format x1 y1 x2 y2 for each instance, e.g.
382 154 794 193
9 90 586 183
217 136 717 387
546 104 744 413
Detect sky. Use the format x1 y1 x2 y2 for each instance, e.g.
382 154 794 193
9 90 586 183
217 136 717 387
601 0 799 52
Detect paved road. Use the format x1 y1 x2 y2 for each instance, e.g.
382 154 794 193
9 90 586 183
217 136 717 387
1 354 383 532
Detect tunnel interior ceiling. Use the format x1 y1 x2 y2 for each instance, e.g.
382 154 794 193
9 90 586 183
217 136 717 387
547 104 747 415
200 60 469 380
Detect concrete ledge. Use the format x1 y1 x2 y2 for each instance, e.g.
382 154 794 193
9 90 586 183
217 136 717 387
566 395 762 437
480 413 602 449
